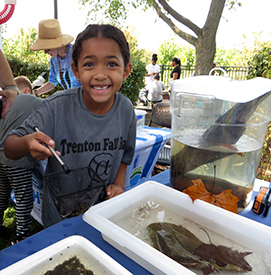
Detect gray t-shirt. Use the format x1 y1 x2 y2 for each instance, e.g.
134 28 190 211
0 93 42 168
147 80 165 102
9 87 137 227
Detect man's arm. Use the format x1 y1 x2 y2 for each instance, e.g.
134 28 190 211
0 49 18 118
0 49 16 89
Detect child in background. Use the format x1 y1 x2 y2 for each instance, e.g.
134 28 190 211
0 76 43 243
146 73 165 106
4 24 137 228
14 76 34 94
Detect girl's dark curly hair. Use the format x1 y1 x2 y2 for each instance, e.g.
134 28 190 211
72 24 130 68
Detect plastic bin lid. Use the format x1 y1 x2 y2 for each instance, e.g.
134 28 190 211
171 76 271 103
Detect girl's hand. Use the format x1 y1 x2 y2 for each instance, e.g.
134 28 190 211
105 184 124 200
25 131 60 160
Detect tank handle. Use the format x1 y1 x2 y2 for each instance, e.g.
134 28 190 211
209 67 229 77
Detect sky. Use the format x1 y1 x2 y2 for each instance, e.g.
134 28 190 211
1 0 271 52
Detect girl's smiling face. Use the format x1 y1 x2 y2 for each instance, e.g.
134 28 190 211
72 37 132 114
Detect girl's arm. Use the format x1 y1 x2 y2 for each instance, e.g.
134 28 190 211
105 162 127 199
4 132 58 161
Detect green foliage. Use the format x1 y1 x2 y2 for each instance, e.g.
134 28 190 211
157 37 196 66
78 0 152 25
2 28 51 84
118 28 147 105
215 48 243 66
183 46 196 67
3 28 49 65
120 58 145 105
158 38 181 65
247 43 271 79
124 27 146 61
226 0 242 10
0 202 44 250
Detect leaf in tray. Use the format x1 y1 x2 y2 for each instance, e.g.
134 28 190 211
147 222 253 275
194 243 252 272
148 223 218 275
183 179 239 213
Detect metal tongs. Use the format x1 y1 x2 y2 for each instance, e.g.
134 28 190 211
34 126 71 174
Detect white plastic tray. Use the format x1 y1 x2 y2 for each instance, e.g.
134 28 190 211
83 181 271 275
0 235 132 275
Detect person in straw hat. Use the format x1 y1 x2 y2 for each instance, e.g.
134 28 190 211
30 19 81 96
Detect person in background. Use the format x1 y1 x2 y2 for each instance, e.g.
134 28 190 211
145 53 160 88
4 24 136 228
0 49 19 119
30 19 81 96
170 57 181 80
147 73 165 107
169 57 181 93
0 76 43 243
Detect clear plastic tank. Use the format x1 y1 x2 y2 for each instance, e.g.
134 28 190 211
170 76 271 211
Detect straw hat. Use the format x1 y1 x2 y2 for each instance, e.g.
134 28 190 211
30 19 74 51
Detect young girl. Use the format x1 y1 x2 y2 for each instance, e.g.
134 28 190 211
4 24 136 228
145 53 160 86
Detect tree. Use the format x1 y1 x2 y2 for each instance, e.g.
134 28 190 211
77 0 240 75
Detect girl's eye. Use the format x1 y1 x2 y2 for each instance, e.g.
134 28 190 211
108 61 118 67
84 62 94 67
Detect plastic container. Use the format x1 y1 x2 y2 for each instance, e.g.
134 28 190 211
83 181 271 275
0 235 132 275
135 109 147 130
170 76 271 211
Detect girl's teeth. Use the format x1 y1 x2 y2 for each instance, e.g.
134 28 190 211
93 86 108 90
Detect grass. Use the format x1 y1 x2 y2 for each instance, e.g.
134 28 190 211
0 201 44 251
